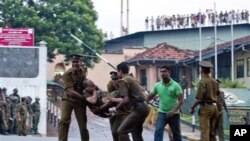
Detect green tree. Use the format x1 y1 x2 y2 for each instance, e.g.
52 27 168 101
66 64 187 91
0 0 104 66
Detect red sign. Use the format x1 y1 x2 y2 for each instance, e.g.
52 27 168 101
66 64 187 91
0 28 34 46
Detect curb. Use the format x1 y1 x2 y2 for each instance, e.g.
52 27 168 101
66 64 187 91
182 134 199 141
181 119 200 141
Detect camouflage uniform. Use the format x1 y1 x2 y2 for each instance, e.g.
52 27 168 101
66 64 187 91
9 93 20 134
5 97 12 134
32 97 40 134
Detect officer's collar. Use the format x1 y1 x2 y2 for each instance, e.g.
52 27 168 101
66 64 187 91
201 74 210 78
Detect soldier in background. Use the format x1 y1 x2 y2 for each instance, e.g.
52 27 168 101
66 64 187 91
26 96 33 134
5 97 12 134
16 97 28 136
2 87 8 98
9 96 19 134
9 88 20 103
32 97 40 134
0 88 8 135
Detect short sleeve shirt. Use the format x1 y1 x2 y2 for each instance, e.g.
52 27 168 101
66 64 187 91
195 77 218 102
151 79 183 113
62 67 87 93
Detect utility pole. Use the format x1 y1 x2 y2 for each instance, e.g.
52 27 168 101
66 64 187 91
199 9 202 80
214 2 218 79
121 0 123 36
121 0 129 36
231 10 234 81
127 0 129 34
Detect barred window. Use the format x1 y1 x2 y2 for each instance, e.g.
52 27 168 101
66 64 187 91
236 59 244 78
140 69 147 87
247 58 250 77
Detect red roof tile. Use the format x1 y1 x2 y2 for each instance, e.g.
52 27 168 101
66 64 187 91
127 43 195 62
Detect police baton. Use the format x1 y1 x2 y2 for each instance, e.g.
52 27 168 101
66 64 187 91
70 33 117 70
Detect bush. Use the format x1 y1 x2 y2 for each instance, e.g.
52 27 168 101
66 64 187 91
220 78 246 88
191 78 246 88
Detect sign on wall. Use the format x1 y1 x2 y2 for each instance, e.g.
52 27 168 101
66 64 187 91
0 28 34 46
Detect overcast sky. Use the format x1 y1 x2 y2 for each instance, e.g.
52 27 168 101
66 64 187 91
92 0 249 38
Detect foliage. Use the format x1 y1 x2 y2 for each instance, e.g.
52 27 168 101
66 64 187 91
191 79 199 88
0 0 104 66
219 78 246 88
191 78 246 88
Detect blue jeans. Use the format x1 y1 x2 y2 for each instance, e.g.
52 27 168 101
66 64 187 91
154 112 182 141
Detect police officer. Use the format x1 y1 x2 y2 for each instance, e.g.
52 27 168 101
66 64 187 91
32 97 40 134
106 71 132 141
108 62 149 141
190 61 219 141
58 54 90 141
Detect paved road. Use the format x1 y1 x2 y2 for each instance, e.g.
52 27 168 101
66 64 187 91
68 110 165 141
0 109 170 141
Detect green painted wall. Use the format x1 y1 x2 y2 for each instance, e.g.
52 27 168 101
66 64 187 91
144 24 250 50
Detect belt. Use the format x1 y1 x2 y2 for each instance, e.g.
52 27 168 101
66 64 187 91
202 102 217 106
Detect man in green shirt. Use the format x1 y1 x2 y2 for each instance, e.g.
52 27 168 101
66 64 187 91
147 65 183 141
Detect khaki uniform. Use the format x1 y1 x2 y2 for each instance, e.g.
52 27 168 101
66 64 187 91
5 101 11 133
196 75 219 141
26 102 33 134
0 92 8 134
16 102 28 136
118 74 149 141
107 80 131 141
58 67 89 141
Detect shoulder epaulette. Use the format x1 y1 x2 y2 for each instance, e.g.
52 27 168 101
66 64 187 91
64 68 74 75
120 79 130 88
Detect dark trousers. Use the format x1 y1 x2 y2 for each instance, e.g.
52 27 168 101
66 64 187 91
58 100 89 141
154 112 182 141
118 102 149 141
214 112 224 141
109 112 130 141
